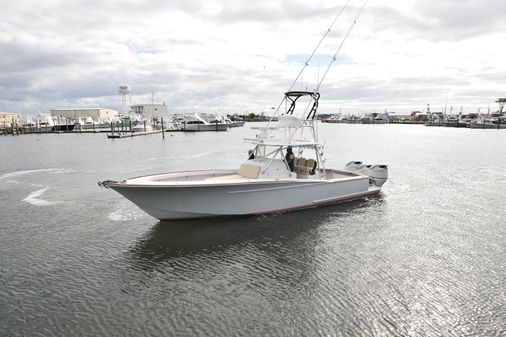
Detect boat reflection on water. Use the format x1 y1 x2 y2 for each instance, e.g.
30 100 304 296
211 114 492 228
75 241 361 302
127 195 386 267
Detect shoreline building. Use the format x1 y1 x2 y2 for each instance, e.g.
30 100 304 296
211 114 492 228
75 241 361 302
50 108 119 122
0 112 20 128
131 103 168 119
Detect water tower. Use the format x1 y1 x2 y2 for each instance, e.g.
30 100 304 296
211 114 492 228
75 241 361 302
118 85 131 116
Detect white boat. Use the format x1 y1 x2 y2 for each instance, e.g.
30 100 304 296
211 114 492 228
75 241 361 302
99 91 388 220
181 113 229 132
32 114 55 132
99 5 386 220
132 120 154 132
469 117 506 129
217 114 245 127
76 117 117 130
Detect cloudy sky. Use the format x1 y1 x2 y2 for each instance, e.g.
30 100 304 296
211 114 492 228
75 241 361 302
1 0 505 116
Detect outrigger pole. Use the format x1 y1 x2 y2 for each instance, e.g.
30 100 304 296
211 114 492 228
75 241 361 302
316 0 369 91
287 0 352 93
267 0 369 126
287 0 370 138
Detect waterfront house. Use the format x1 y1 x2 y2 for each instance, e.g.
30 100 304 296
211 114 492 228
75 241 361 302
0 112 20 129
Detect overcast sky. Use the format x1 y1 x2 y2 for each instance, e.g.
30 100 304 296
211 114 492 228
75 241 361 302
1 0 505 116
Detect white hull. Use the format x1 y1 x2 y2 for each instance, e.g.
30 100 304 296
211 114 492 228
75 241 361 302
183 123 228 131
469 121 506 129
106 169 380 220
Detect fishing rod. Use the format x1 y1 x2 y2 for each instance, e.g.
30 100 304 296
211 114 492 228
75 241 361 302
284 0 369 142
316 0 369 91
267 0 368 124
287 0 352 92
265 1 353 125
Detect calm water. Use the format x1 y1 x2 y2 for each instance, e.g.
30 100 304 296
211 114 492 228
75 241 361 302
0 124 505 337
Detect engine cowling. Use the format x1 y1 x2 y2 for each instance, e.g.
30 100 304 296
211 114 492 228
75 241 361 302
344 161 363 171
343 161 388 187
369 164 388 187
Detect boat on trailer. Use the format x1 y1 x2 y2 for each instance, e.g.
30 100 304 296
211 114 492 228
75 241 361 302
99 91 388 220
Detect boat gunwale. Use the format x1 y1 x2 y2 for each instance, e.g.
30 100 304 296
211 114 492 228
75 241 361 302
108 169 367 189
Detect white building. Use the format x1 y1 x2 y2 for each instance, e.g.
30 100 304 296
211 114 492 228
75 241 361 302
0 112 20 127
131 103 167 118
50 108 119 121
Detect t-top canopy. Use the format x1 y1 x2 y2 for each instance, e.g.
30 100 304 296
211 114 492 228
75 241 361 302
284 90 320 97
284 91 320 120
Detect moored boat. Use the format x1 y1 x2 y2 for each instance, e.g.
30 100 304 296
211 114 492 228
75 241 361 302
469 118 506 129
181 113 229 131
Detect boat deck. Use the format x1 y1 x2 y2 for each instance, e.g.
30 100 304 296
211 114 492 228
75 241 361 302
323 169 360 179
122 168 364 186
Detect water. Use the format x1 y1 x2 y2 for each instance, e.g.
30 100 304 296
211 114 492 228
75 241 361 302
0 124 505 337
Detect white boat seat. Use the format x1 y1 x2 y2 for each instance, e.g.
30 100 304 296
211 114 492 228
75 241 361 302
238 163 261 179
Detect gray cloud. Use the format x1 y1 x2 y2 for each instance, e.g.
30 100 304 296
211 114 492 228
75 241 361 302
1 0 505 115
368 1 506 42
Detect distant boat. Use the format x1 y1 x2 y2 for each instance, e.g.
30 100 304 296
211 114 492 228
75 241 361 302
469 117 506 129
76 117 117 130
207 114 245 128
181 113 229 132
321 115 341 123
32 114 55 132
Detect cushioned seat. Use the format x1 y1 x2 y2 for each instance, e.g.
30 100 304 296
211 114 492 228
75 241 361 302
297 158 317 175
294 157 307 173
238 163 260 179
305 159 316 175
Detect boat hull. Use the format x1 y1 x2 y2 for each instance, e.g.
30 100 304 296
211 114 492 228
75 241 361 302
108 175 379 220
183 123 228 131
469 121 506 129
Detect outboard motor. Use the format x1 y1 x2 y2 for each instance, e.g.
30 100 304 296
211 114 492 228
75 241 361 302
369 165 388 187
344 161 363 172
357 164 372 176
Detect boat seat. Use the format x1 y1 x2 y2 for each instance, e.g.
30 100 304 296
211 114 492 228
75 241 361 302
294 157 307 173
298 159 317 175
238 163 261 179
306 159 316 174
